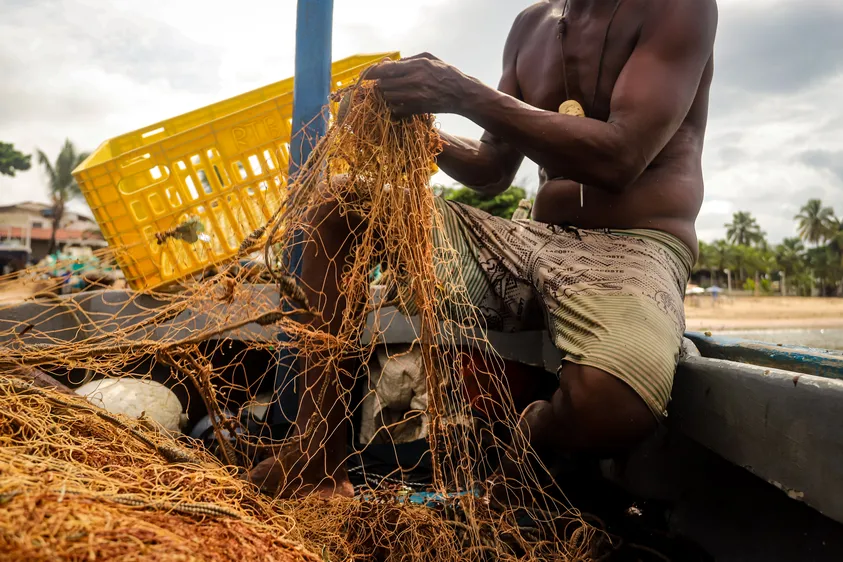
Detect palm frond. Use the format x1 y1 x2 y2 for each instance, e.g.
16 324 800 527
68 151 91 198
36 149 58 190
38 140 89 203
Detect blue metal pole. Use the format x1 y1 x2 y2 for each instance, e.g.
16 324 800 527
289 0 335 178
271 0 334 426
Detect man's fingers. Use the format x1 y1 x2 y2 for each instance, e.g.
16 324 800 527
377 78 425 115
377 77 419 102
365 60 404 80
383 99 411 118
366 57 431 81
401 52 440 62
377 76 418 92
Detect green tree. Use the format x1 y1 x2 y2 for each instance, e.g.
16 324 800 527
436 185 528 219
775 237 807 295
791 270 816 297
724 212 766 282
704 239 739 288
827 218 843 266
795 199 836 247
806 245 843 296
712 240 737 273
0 141 32 177
725 211 765 247
776 237 805 273
756 245 779 294
37 139 90 255
732 244 774 294
695 241 721 286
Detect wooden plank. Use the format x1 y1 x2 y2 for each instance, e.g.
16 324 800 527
0 287 283 348
686 331 843 380
671 355 843 525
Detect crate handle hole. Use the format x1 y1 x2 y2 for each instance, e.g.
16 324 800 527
121 153 151 169
213 165 228 188
248 155 262 176
198 170 213 194
141 127 165 139
185 177 200 200
117 164 170 195
263 150 277 171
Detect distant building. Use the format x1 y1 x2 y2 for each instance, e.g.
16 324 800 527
0 201 107 266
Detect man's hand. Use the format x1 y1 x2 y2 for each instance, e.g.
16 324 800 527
365 53 469 118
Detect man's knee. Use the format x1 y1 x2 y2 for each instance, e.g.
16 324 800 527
552 363 657 452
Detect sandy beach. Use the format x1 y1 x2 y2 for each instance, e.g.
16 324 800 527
0 279 58 306
685 296 843 331
2 278 842 333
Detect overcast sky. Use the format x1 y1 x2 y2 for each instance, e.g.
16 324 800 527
2 0 842 243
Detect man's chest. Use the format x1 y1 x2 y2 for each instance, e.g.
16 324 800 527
514 4 643 121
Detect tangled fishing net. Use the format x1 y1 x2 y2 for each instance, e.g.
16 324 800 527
0 375 318 562
0 81 610 561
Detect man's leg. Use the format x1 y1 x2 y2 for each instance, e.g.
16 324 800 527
518 364 657 460
250 183 362 498
492 363 656 507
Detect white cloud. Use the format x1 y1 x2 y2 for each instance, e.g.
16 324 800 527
2 0 842 244
702 72 843 243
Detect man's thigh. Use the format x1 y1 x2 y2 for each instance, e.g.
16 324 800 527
405 197 546 332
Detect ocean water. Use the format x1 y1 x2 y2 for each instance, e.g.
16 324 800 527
722 328 843 351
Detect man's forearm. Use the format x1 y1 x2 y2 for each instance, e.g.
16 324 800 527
455 77 640 192
435 132 514 195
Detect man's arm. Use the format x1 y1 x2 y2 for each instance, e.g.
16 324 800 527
436 130 522 196
434 19 525 195
370 0 717 194
459 0 717 192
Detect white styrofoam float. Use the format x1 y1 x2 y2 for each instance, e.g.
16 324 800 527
76 378 188 433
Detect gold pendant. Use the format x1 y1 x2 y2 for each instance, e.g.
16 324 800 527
558 99 585 118
558 100 586 207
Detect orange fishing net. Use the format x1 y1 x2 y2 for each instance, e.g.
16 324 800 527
0 83 605 561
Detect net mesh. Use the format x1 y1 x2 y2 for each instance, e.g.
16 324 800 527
0 83 611 561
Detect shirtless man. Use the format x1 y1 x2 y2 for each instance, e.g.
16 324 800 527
250 0 717 497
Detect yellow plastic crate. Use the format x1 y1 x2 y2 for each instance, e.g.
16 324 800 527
73 52 399 291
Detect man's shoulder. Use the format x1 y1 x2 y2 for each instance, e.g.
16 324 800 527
505 1 553 48
499 2 550 59
643 0 718 34
517 1 552 18
511 1 553 31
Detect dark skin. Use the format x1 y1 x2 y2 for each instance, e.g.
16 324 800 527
250 0 718 498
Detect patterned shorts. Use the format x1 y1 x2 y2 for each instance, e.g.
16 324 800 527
403 198 694 419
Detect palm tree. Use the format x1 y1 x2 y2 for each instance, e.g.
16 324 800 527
806 245 842 297
37 140 90 256
776 237 805 275
725 211 765 247
774 237 811 296
795 199 836 247
712 239 736 274
695 241 721 286
827 218 843 267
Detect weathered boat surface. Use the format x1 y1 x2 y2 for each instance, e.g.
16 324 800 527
687 331 843 380
364 306 843 561
3 288 843 560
